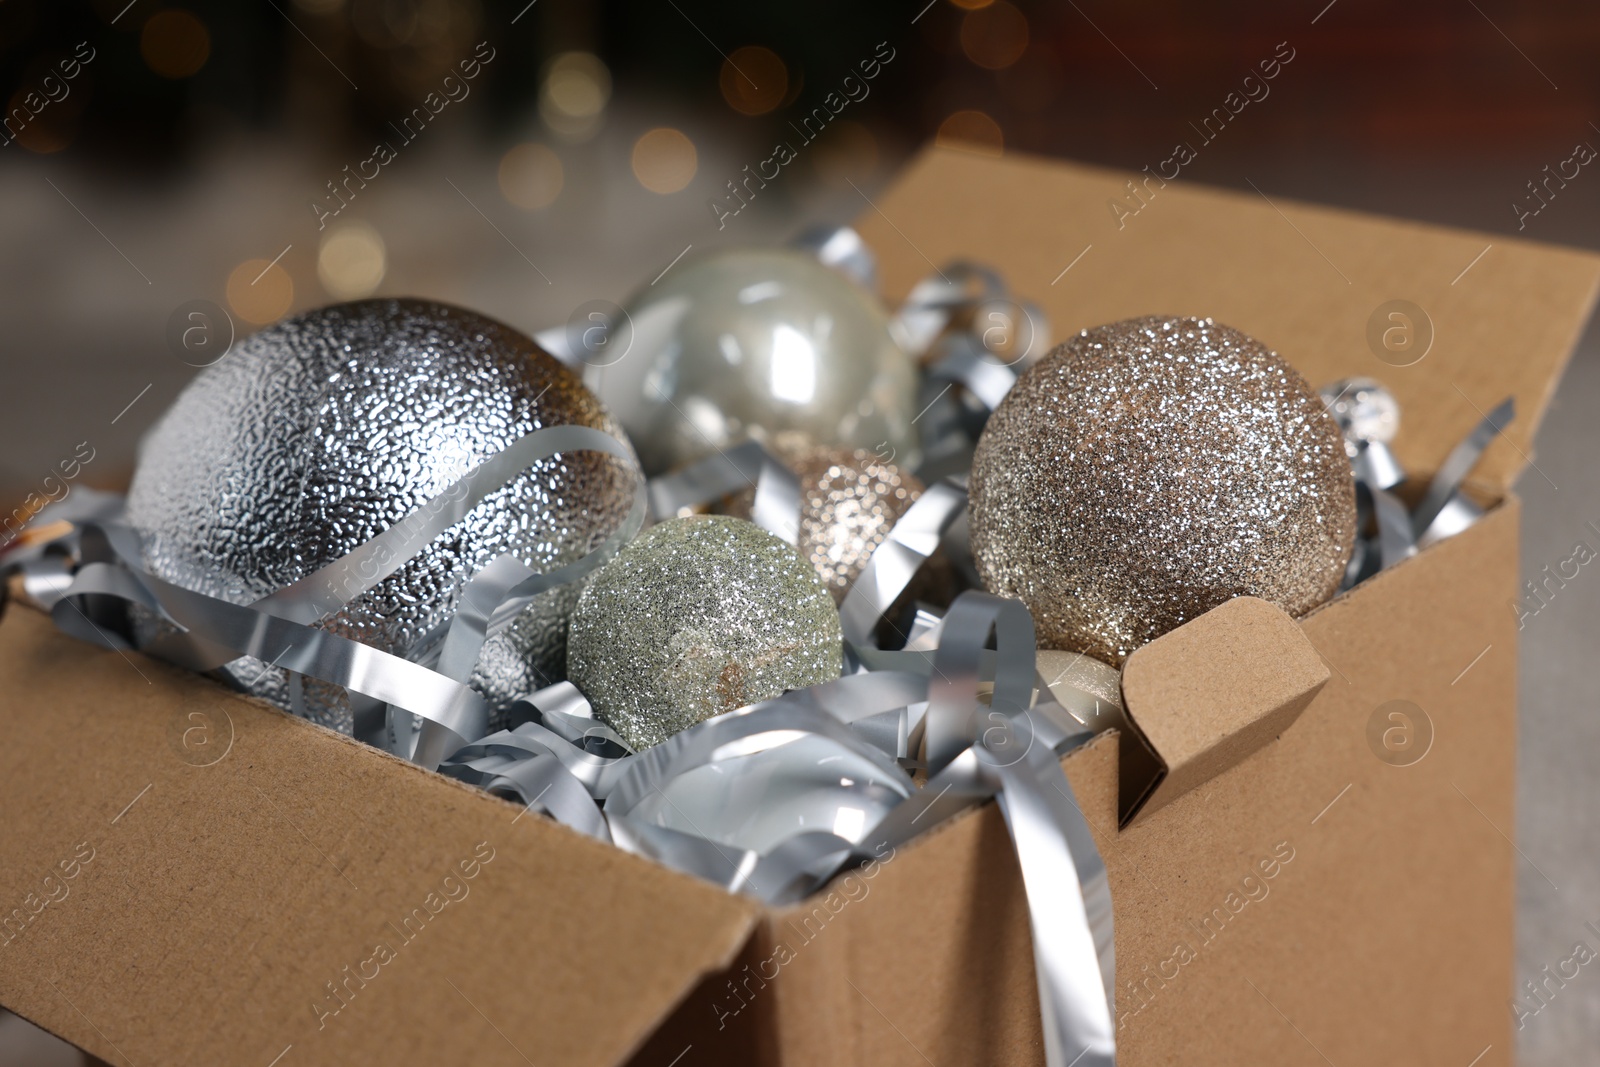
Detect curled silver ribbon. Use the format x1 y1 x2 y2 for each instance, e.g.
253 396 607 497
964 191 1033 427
926 331 1023 414
893 261 1009 354
1323 379 1513 591
900 267 1048 482
644 438 802 543
838 478 969 649
56 534 499 760
1412 396 1514 546
446 735 613 841
790 224 878 291
1 487 124 567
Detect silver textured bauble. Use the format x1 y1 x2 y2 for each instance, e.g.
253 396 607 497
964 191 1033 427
567 515 842 750
588 248 919 476
970 315 1356 665
126 299 638 733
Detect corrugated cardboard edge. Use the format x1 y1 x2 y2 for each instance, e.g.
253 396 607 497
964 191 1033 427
0 602 761 1067
854 144 1600 496
1118 597 1331 826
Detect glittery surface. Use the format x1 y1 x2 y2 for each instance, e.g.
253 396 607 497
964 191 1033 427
728 442 924 603
567 515 842 750
126 299 637 732
969 315 1356 665
589 248 919 476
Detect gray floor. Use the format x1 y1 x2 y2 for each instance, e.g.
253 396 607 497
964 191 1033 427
1 128 1596 1062
1510 316 1600 1059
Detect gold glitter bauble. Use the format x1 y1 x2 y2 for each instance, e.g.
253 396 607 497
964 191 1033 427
969 315 1356 665
728 443 924 604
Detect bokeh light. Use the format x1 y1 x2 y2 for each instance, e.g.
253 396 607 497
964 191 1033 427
540 51 611 140
948 0 994 9
347 0 482 98
498 142 564 210
960 0 1029 70
6 89 75 154
719 46 788 116
631 128 698 194
317 222 387 299
140 9 211 80
936 109 1004 155
226 258 294 325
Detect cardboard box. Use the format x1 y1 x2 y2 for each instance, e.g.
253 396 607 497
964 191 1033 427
2 147 1597 1066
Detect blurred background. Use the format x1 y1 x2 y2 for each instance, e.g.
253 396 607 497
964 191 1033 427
2 0 1599 1063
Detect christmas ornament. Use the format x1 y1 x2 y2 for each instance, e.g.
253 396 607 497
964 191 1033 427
589 248 919 476
126 298 637 732
726 440 925 603
969 315 1355 665
566 515 842 750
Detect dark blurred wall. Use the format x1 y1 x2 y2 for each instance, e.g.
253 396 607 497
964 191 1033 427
5 1 1597 178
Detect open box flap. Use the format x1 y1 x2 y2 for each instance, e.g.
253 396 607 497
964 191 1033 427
1117 596 1330 826
856 146 1600 495
0 604 759 1067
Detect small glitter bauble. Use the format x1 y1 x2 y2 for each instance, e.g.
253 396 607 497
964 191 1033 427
589 248 919 476
567 515 842 750
1318 376 1400 458
969 315 1356 665
126 299 637 733
727 442 924 603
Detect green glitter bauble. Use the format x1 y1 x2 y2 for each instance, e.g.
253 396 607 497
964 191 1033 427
567 515 843 750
